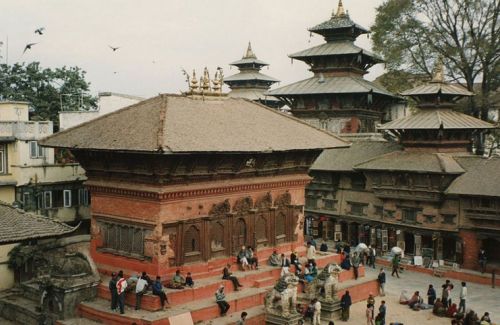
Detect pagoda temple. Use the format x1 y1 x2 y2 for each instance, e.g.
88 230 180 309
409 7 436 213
41 94 347 278
305 60 498 272
268 0 400 133
225 42 282 109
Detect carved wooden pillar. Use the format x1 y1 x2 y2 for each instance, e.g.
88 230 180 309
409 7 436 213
177 222 184 266
269 207 277 246
202 217 210 261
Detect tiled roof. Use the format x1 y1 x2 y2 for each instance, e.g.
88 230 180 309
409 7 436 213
446 156 500 197
379 109 496 130
224 72 279 83
0 203 75 244
354 151 465 174
267 76 396 97
40 94 348 153
289 41 383 62
311 141 402 172
401 83 474 97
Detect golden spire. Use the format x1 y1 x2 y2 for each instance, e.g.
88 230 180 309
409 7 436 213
336 0 346 17
431 57 445 83
243 41 257 59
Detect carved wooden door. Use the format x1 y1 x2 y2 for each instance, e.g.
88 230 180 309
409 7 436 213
414 234 422 256
233 218 247 254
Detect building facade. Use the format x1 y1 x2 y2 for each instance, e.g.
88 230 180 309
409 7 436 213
42 93 347 277
267 0 402 133
224 42 282 109
0 101 89 227
305 63 498 271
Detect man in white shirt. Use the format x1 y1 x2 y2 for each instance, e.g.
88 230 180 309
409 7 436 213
135 272 149 310
306 242 316 265
458 281 467 314
312 298 321 325
116 271 128 314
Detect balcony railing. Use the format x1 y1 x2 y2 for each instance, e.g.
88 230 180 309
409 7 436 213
0 121 53 139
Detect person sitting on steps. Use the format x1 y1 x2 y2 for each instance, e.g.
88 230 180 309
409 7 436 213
237 246 250 270
222 263 243 291
167 269 185 289
215 285 230 316
268 250 281 266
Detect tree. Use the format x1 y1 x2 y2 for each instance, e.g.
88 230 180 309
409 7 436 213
372 0 500 120
0 62 97 130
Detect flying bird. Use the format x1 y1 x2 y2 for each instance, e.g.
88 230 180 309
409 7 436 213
23 43 37 54
109 45 120 52
34 27 45 35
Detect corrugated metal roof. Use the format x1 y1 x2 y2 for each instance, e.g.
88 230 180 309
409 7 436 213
224 72 279 83
311 141 402 172
267 76 396 97
401 83 474 97
289 41 383 61
41 94 349 153
230 58 269 66
446 156 500 197
379 109 495 130
354 151 465 174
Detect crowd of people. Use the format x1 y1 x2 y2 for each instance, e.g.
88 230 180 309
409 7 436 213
107 269 196 314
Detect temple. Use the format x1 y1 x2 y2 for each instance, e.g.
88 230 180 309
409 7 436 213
267 0 402 133
225 42 282 109
41 94 347 278
305 60 498 271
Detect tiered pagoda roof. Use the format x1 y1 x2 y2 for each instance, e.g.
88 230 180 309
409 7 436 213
225 43 281 107
267 0 399 133
374 60 495 154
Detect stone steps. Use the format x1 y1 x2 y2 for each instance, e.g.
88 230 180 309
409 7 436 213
96 253 342 312
0 294 46 325
199 305 265 325
79 285 269 325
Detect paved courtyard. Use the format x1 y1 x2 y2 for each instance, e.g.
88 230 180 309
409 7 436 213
338 266 499 324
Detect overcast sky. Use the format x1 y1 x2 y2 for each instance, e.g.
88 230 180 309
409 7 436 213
0 0 386 98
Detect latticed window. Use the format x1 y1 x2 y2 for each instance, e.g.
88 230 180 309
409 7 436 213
402 208 418 223
102 222 147 257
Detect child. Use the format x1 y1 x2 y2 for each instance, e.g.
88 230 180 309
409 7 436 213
185 272 194 287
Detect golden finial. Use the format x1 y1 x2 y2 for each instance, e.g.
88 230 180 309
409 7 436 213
243 42 256 59
190 69 199 91
431 57 445 83
201 67 211 92
336 0 346 17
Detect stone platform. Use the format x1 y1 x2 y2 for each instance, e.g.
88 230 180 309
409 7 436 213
69 252 378 325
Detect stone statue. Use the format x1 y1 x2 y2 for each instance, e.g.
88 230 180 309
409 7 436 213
308 263 341 301
264 273 299 317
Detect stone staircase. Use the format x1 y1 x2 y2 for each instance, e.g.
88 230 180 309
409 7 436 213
57 252 379 325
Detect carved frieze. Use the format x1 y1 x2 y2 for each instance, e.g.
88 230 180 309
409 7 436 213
275 191 292 208
255 192 273 210
233 196 254 214
210 199 231 216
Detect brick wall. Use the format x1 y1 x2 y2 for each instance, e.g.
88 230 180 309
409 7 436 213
459 229 479 270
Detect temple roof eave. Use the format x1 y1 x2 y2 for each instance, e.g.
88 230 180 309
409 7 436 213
288 42 384 62
230 58 269 67
224 72 280 83
266 76 398 98
378 109 496 130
